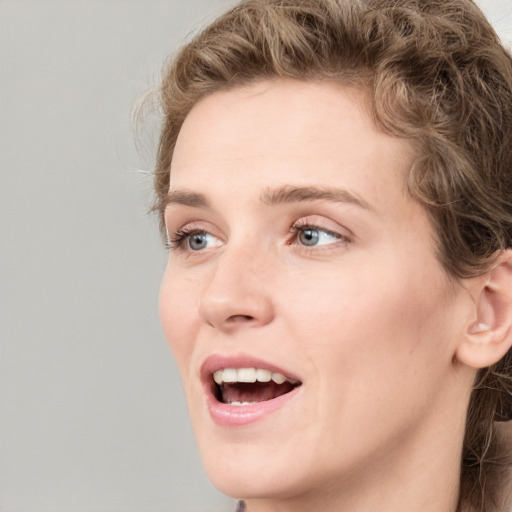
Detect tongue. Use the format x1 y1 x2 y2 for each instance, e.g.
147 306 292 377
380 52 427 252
220 381 296 404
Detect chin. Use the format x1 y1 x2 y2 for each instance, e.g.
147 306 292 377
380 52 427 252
192 420 308 499
203 454 309 501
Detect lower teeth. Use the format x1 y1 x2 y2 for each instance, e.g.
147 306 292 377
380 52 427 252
228 401 258 406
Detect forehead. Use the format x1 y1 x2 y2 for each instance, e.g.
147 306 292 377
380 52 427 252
169 79 415 212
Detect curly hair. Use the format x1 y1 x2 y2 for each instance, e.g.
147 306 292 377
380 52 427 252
151 1 512 509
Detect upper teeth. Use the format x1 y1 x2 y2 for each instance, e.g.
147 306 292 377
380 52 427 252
213 368 295 385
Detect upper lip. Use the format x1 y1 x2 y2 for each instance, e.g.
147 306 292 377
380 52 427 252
200 353 302 386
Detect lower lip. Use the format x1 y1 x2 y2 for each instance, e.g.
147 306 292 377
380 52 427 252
206 386 301 427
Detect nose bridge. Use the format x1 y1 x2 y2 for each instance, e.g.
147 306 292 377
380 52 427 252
198 238 274 331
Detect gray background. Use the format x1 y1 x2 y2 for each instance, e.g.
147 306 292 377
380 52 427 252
1 1 510 511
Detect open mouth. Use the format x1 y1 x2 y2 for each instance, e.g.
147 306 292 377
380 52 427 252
212 367 302 406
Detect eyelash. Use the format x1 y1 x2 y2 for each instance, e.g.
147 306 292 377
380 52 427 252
165 226 204 251
288 220 348 247
165 220 349 252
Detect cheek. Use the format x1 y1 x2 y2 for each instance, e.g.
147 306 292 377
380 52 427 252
159 267 199 370
271 260 457 474
280 258 453 404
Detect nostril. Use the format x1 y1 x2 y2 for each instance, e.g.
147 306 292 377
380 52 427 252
227 314 255 323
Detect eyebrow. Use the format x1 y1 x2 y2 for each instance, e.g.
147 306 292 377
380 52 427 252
162 185 374 212
162 189 211 210
260 185 374 210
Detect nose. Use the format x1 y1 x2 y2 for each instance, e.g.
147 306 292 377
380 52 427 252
198 245 275 332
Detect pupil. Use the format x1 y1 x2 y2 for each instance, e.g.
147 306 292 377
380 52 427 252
189 233 207 250
299 229 319 246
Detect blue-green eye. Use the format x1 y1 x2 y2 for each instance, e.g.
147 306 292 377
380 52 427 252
188 232 209 250
298 228 319 246
168 228 221 252
295 226 342 247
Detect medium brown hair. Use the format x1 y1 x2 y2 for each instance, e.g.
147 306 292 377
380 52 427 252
151 0 512 509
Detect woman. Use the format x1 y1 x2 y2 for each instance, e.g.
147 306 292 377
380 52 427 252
152 1 512 510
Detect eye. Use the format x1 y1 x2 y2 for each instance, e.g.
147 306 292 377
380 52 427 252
292 224 344 247
187 232 211 250
167 227 222 252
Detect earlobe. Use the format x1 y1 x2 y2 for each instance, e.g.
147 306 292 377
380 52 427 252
455 251 512 369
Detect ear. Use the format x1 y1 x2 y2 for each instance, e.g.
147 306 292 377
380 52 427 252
455 250 512 369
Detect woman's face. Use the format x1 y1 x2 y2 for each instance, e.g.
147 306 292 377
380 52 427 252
160 80 471 502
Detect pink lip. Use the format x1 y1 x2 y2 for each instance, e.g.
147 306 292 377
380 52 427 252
201 353 303 427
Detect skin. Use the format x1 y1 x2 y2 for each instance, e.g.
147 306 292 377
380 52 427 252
159 80 482 512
